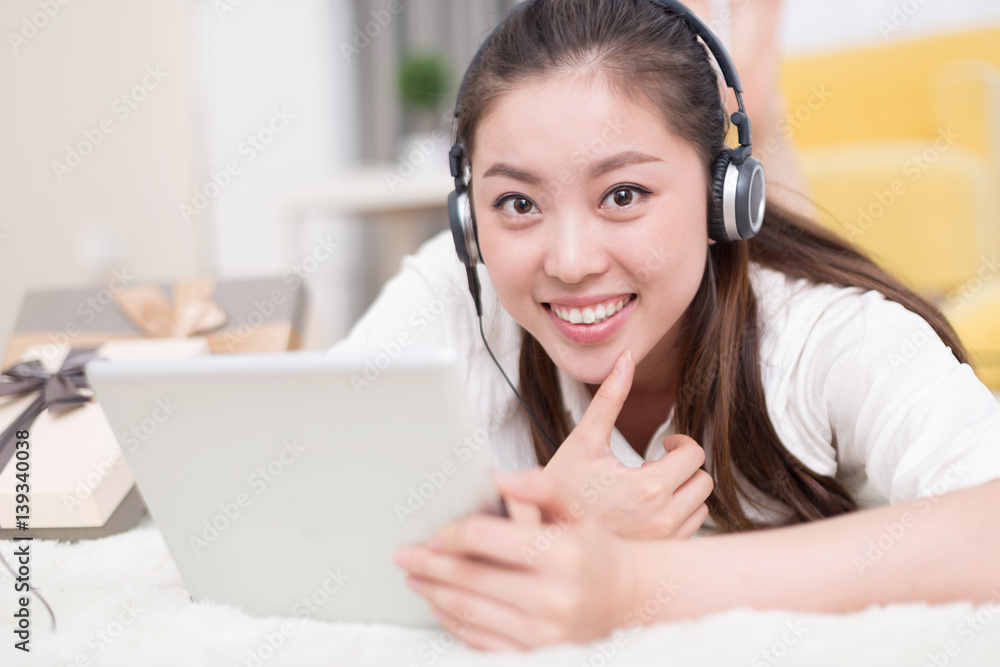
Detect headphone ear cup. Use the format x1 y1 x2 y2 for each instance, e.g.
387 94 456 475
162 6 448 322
735 155 766 240
448 189 471 267
448 189 481 267
708 149 733 243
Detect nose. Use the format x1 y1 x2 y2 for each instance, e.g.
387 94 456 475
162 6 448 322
541 210 610 285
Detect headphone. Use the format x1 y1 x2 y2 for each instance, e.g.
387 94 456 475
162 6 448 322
447 0 767 453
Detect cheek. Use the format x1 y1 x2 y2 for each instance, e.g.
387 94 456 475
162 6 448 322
627 224 708 307
478 231 537 311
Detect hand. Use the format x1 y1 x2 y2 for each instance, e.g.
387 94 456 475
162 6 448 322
543 349 713 539
393 468 640 651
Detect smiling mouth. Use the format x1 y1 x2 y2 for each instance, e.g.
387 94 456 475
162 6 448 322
543 294 636 325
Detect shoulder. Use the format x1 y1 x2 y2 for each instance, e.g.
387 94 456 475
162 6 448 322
746 261 931 478
748 261 1000 502
399 228 468 288
748 261 937 372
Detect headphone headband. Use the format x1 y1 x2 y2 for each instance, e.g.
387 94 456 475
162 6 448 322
454 0 754 158
652 0 742 93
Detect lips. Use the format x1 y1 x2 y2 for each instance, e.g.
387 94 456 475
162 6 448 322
542 294 636 345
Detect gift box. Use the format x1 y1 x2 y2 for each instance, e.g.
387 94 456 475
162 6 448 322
3 276 311 368
0 338 209 540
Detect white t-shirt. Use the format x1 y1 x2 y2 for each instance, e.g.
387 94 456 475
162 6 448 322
328 229 1000 527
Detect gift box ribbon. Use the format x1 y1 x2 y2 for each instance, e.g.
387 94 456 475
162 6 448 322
0 348 100 475
113 277 227 338
4 277 302 368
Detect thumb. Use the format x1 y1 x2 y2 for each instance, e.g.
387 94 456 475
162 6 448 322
574 348 633 447
494 468 582 525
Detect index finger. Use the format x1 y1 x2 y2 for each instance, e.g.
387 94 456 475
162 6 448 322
574 348 633 444
425 513 547 570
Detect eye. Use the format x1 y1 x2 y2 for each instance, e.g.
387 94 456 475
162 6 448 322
600 185 651 210
493 194 539 216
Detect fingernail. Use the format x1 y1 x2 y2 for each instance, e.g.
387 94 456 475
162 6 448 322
495 471 524 490
393 548 412 568
613 349 632 376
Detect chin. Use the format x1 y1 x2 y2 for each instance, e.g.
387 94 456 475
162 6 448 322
549 347 621 386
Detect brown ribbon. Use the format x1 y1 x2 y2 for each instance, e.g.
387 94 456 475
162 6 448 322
0 348 100 475
113 278 227 338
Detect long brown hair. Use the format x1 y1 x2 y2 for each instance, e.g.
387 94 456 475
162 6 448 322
456 0 971 531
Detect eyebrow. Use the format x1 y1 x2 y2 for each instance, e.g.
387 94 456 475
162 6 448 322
481 151 663 184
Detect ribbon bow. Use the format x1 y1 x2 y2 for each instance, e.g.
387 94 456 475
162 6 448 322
0 348 100 475
113 278 227 338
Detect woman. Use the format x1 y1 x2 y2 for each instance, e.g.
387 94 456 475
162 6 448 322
328 0 1000 651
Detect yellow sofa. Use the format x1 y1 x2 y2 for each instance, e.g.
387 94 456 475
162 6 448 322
780 28 1000 387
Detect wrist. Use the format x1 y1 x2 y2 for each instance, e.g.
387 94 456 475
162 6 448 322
615 537 688 630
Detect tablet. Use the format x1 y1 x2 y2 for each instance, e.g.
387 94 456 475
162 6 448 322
85 347 504 627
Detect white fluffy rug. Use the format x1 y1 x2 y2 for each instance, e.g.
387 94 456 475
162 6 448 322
2 514 1000 667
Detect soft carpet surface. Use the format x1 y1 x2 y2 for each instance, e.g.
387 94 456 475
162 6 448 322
1 514 1000 667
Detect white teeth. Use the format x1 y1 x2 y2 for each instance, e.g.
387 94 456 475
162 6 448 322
551 295 633 325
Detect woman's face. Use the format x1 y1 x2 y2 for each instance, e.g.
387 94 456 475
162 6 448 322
471 73 711 391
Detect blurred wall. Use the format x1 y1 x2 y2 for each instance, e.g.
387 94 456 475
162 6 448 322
195 0 358 344
0 0 206 352
782 0 1000 54
0 0 359 353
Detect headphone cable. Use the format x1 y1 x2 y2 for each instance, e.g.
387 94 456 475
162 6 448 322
476 311 560 454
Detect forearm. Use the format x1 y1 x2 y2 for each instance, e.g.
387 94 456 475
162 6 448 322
628 479 1000 621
